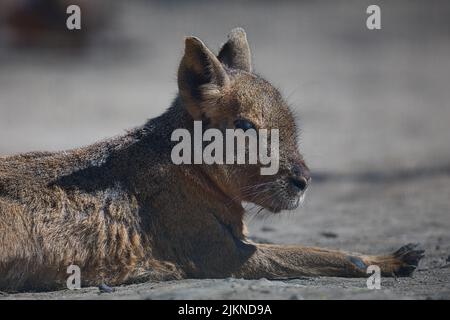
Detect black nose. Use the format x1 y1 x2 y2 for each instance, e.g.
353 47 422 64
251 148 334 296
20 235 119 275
289 177 308 192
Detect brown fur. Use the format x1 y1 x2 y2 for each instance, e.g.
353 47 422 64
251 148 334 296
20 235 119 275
0 28 424 291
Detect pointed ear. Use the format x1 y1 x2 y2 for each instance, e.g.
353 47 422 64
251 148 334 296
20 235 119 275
218 28 252 72
178 37 230 119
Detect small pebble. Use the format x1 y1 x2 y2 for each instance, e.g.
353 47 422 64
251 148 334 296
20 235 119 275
320 231 338 238
98 283 115 293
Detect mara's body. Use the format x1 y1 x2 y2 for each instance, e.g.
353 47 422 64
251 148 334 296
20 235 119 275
0 105 251 290
0 29 423 291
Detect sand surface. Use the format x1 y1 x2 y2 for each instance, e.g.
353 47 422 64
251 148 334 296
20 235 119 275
0 1 449 299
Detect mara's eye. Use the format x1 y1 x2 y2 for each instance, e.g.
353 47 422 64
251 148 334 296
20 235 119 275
234 119 256 131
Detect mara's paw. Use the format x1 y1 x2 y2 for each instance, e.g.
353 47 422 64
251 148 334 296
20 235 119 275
390 243 425 277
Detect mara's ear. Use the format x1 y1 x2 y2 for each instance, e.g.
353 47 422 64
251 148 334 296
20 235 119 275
178 36 230 119
218 28 252 72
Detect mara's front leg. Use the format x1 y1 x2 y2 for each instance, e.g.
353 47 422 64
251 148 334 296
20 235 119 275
234 243 424 279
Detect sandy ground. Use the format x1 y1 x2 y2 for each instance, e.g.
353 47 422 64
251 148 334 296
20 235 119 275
0 0 449 299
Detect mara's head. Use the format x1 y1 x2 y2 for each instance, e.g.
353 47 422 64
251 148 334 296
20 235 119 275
176 28 310 213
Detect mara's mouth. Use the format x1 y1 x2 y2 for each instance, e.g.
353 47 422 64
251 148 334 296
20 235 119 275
257 191 306 214
239 178 308 214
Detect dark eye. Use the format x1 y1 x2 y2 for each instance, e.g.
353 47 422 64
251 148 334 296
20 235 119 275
234 119 256 131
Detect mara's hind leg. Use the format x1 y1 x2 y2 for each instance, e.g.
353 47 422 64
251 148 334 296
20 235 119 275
234 243 424 279
0 198 35 290
0 198 61 291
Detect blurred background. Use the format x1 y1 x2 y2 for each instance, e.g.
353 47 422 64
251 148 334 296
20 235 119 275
1 0 450 298
0 0 449 175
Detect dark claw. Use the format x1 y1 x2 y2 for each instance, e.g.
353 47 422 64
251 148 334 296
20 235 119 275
393 243 425 277
395 265 417 277
393 243 419 256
